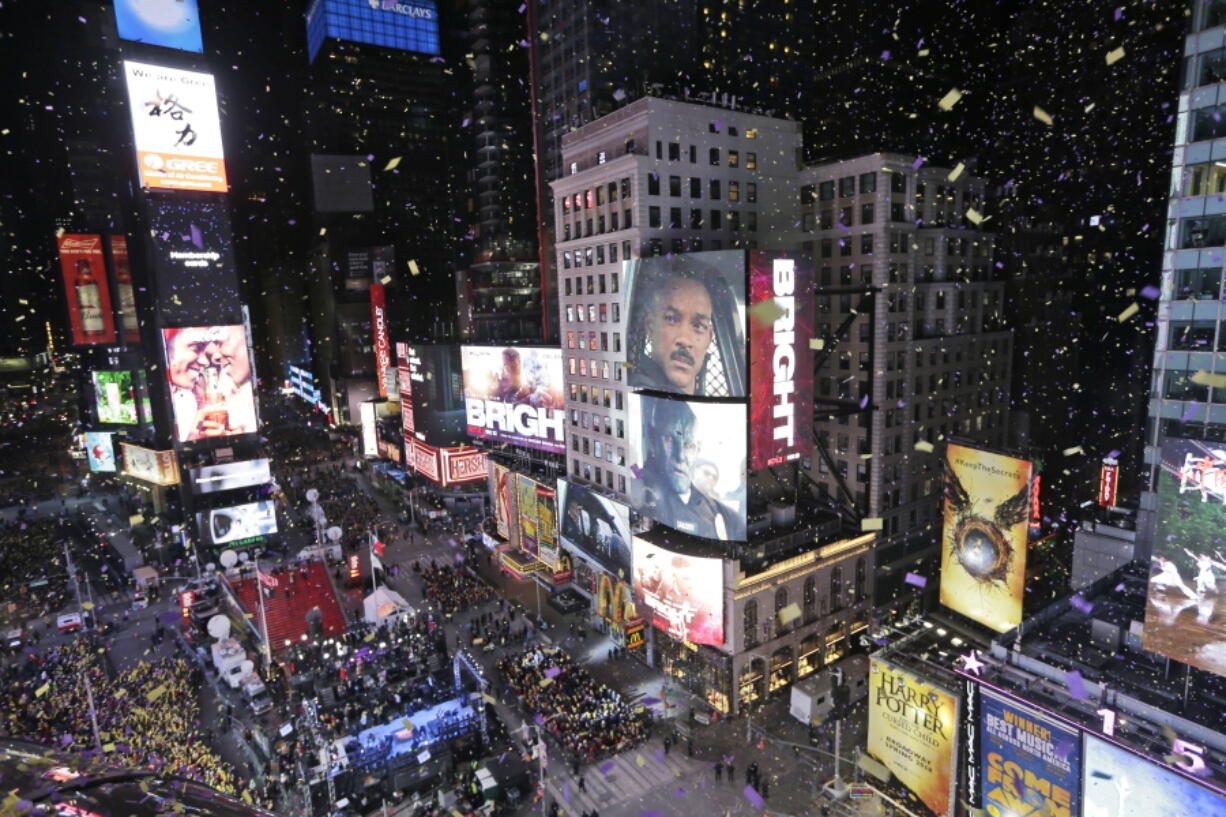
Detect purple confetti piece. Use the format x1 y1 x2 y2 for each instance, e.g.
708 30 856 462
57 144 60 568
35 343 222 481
1108 449 1121 459
1114 7 1123 20
1055 739 1075 760
600 761 616 774
518 3 526 11
1066 670 1088 700
1069 595 1094 615
630 464 642 478
1114 583 1126 593
498 751 508 764
675 788 686 798
1181 402 1201 423
563 783 570 803
534 714 545 725
640 812 663 817
859 394 869 409
641 696 661 705
911 157 925 170
655 748 665 762
880 50 891 60
1139 285 1160 300
158 611 180 625
904 572 927 588
743 785 765 809
544 666 561 678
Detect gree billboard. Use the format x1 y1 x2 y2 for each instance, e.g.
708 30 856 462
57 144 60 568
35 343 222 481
123 61 227 193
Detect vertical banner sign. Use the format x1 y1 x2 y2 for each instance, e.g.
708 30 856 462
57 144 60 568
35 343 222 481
1098 458 1119 507
397 342 415 435
370 283 391 398
109 236 140 342
517 474 539 556
57 234 118 346
941 444 1034 633
536 485 560 570
749 254 813 470
981 691 1081 817
122 61 228 193
963 677 981 812
492 462 512 540
867 658 959 817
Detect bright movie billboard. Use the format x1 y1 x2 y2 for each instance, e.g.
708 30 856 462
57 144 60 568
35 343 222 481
940 444 1033 632
1145 438 1226 677
161 325 258 442
516 474 539 555
188 459 272 495
558 479 632 582
123 61 227 192
196 500 277 548
491 462 512 540
1082 735 1225 817
748 254 812 470
981 690 1080 817
57 234 118 346
121 444 178 486
631 536 724 646
867 658 959 817
624 250 747 398
628 394 747 541
461 346 564 453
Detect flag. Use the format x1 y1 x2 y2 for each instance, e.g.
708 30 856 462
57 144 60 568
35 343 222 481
257 569 279 589
373 539 386 558
371 552 385 575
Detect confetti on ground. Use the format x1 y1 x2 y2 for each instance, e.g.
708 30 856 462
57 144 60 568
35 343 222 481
544 666 561 678
1066 670 1088 700
743 785 765 809
599 761 616 774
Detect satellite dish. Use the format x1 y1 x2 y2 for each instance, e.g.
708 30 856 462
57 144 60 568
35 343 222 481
241 659 255 675
238 551 250 563
205 562 217 573
207 615 231 641
219 550 239 569
326 526 343 543
306 489 320 503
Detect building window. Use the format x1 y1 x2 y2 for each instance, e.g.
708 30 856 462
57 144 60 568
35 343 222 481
648 173 660 196
775 588 791 633
891 202 906 222
710 209 722 229
728 181 740 202
744 600 759 648
1181 214 1226 248
860 172 877 194
746 152 757 169
669 175 682 196
830 566 843 612
801 184 816 204
728 149 740 168
649 206 661 228
820 238 832 258
839 176 855 197
690 177 702 197
669 207 681 228
709 147 720 165
621 177 631 197
1193 103 1226 142
819 181 835 201
623 208 632 228
747 212 758 232
690 208 703 229
861 234 874 254
668 142 680 161
689 144 697 163
710 179 721 199
890 172 907 194
747 182 757 203
1174 267 1222 299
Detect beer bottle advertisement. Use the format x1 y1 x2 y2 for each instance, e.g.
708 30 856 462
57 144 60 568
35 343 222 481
56 233 118 346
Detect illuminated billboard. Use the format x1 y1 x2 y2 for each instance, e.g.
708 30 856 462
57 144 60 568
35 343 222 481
346 245 394 291
492 462 512 539
536 485 560 570
196 500 277 548
92 371 138 425
123 61 227 193
306 0 441 64
631 536 724 646
940 444 1033 632
748 254 812 469
57 234 118 346
628 394 746 541
83 432 117 473
981 690 1080 817
1083 735 1224 817
121 443 179 486
461 346 565 453
624 250 747 398
188 459 271 494
516 474 539 555
114 0 204 53
867 658 959 817
401 344 466 447
109 236 140 343
161 325 258 442
371 283 391 398
558 479 632 582
397 342 414 436
360 401 378 458
439 447 486 486
1145 438 1226 677
148 199 242 324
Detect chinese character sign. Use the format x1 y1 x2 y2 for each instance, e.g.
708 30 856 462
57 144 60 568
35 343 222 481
123 61 227 193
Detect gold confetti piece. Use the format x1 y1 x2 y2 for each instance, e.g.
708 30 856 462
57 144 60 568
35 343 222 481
778 603 801 624
947 162 965 182
636 754 646 767
384 156 402 171
1116 302 1139 322
103 743 115 753
914 440 934 453
860 517 884 531
145 684 167 703
408 259 420 276
1062 446 1084 456
748 297 786 325
1190 370 1226 389
319 227 327 236
1033 106 1053 125
539 677 553 687
483 693 497 704
809 338 824 350
364 631 375 642
1106 46 1125 66
35 683 49 698
82 601 95 610
380 274 392 284
965 207 983 225
938 88 963 111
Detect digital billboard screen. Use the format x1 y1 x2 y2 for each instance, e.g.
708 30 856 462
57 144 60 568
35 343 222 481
196 500 277 548
188 459 271 495
748 254 813 470
346 245 394 291
121 444 178 486
403 344 466 447
123 61 227 193
306 0 441 64
624 250 747 398
536 485 560 570
83 432 116 473
57 234 118 346
461 346 565 453
148 199 242 324
114 0 204 53
516 474 539 555
109 236 140 343
360 401 378 458
558 479 632 582
371 283 391 398
867 658 959 817
981 690 1080 817
1145 438 1226 676
161 325 258 442
940 444 1033 632
92 371 138 425
492 462 512 539
631 536 724 646
628 394 746 541
1083 735 1224 817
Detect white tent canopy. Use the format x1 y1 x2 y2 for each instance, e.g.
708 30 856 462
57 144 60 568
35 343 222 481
362 586 414 624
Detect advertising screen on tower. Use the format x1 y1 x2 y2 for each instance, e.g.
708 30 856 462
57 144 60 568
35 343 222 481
306 0 441 64
57 234 118 346
121 443 179 486
400 344 466 447
981 690 1080 817
624 250 747 398
196 500 277 548
491 462 513 540
114 0 204 53
558 479 632 582
748 254 812 470
516 474 539 555
461 346 565 453
1144 438 1226 677
92 371 139 425
867 658 959 817
940 444 1033 632
188 459 272 495
161 325 258 442
148 199 242 324
108 236 141 343
628 394 746 541
83 432 117 473
631 536 724 646
536 485 560 570
1082 735 1224 817
370 284 391 398
123 61 227 193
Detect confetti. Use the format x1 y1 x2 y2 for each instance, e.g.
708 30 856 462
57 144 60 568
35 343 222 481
938 89 963 111
947 162 965 181
1033 105 1054 125
1116 303 1139 322
904 572 928 588
1066 670 1088 700
915 440 935 453
384 156 402 171
778 603 801 624
860 517 883 531
1105 46 1125 65
809 338 824 350
743 785 766 809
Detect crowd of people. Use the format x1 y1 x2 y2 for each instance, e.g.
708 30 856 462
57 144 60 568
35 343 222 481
0 518 71 612
420 563 495 613
0 636 240 796
497 647 652 762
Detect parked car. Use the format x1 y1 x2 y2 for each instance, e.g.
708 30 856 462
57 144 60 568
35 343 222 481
2 628 22 653
56 613 83 632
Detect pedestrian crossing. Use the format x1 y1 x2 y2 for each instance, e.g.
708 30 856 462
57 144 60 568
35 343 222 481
544 746 704 816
